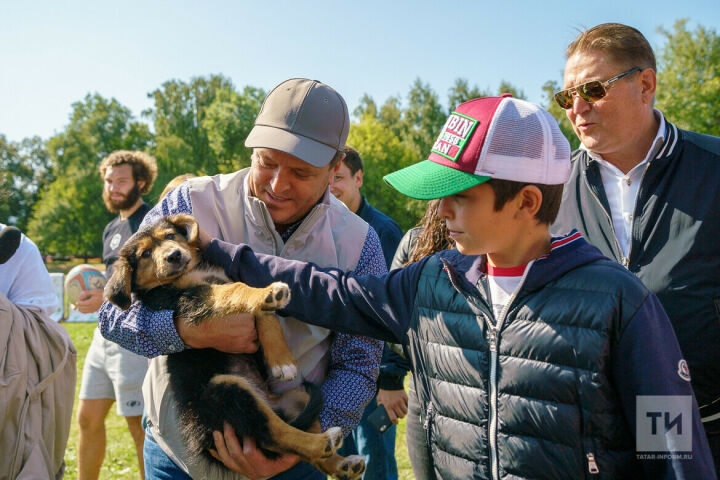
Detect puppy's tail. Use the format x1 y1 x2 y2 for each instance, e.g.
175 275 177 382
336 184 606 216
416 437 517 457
289 381 324 431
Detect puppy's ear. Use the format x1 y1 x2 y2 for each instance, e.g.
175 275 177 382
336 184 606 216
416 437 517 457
104 257 133 310
168 214 199 245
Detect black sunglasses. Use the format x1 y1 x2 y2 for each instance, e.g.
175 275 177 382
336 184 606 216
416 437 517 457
554 67 641 109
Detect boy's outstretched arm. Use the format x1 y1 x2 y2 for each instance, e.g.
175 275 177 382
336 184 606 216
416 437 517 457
612 294 716 480
203 238 427 344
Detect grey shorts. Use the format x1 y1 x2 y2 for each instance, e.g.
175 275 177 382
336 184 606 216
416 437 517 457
79 327 149 416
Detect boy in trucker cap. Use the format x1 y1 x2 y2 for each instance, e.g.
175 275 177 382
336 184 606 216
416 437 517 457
202 95 714 479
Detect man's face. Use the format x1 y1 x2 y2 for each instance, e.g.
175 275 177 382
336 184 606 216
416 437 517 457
103 163 143 213
249 148 338 227
563 50 651 160
437 183 518 261
329 161 362 212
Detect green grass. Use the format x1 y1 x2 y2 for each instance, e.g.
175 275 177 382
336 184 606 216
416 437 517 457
61 322 415 479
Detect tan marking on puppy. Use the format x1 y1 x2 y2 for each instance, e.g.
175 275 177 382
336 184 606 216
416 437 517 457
257 311 297 380
204 282 290 319
210 375 343 461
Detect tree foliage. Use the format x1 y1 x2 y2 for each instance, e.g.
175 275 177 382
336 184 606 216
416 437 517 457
27 93 152 256
0 135 52 230
3 24 717 255
346 116 423 231
145 76 264 200
656 19 720 136
541 80 581 150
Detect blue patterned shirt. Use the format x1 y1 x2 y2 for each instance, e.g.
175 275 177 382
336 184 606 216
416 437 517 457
97 182 385 435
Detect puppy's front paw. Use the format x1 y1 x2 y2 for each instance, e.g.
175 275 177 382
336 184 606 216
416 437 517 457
262 282 291 311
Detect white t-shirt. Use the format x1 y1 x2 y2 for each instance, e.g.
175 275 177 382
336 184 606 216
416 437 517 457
0 224 57 317
486 263 527 320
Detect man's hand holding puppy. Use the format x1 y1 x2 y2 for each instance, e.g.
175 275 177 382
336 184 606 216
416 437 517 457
175 312 258 353
210 423 300 479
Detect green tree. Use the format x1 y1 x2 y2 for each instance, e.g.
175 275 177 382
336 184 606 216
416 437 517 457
203 85 265 174
447 78 486 110
347 116 424 231
656 19 720 136
404 79 447 157
498 80 526 100
0 135 52 230
541 80 580 150
27 93 152 257
353 93 378 120
145 74 234 185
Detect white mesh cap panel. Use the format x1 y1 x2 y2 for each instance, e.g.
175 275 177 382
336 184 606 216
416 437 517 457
476 97 571 184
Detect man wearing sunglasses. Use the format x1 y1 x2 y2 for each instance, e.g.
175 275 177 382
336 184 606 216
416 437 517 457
553 23 720 472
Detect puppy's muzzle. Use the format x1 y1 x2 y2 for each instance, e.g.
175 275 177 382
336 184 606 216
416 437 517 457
166 249 183 265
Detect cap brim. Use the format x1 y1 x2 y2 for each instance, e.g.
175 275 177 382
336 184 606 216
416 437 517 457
383 160 490 200
245 125 338 167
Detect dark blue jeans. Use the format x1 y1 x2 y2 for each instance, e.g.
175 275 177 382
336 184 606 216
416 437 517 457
144 423 324 480
339 394 399 479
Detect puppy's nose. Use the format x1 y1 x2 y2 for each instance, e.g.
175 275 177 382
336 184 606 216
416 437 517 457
166 250 182 264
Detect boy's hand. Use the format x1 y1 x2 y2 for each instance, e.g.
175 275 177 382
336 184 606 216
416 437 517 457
210 422 299 478
377 388 408 424
76 289 104 313
175 313 259 354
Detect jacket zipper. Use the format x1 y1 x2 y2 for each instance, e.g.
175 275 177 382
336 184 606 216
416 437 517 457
582 170 626 266
626 161 652 268
259 207 279 255
423 402 434 446
586 453 599 475
489 280 526 480
443 260 533 480
583 157 652 269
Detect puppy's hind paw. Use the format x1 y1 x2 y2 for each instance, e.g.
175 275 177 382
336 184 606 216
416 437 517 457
271 363 298 381
335 455 366 480
262 282 291 311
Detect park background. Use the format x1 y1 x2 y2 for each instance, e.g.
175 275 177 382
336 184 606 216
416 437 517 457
2 1 719 478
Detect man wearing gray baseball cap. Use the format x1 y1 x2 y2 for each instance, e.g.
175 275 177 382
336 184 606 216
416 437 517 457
98 78 385 480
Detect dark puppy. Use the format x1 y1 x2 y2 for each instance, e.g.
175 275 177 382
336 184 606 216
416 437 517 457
105 214 365 479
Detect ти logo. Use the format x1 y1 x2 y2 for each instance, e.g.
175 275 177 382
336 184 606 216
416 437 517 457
431 112 478 161
636 395 692 452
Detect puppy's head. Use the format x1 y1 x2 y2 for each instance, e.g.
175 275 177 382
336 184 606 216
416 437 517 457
104 214 201 309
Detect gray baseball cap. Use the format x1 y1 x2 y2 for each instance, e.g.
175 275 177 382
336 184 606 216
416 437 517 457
245 78 350 167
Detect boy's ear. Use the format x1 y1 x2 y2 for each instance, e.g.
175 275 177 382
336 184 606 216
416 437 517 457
516 185 543 219
104 257 133 310
168 214 199 244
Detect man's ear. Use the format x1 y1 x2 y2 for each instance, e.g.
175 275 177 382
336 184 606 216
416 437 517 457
137 179 146 192
640 68 657 106
355 169 363 189
516 185 543 219
168 214 199 244
104 257 133 310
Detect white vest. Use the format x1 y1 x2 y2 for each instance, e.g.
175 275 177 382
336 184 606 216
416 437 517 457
143 168 368 477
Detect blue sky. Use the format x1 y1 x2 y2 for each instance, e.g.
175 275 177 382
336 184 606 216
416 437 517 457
1 0 718 142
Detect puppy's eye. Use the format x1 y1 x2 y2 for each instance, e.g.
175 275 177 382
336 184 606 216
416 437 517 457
141 250 151 258
165 233 175 240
